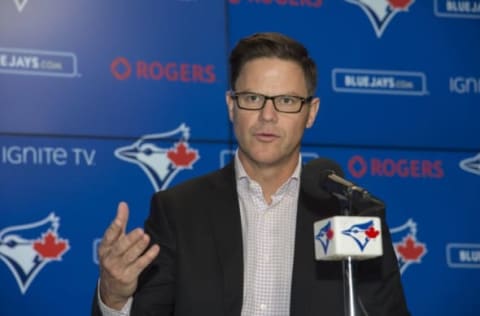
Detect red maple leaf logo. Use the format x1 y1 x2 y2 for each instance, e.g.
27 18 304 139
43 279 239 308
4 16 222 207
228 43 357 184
167 142 198 167
326 228 334 240
396 236 425 261
365 226 380 239
388 0 414 10
33 231 69 259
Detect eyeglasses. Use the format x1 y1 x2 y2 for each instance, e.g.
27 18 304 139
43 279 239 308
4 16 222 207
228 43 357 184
230 91 313 113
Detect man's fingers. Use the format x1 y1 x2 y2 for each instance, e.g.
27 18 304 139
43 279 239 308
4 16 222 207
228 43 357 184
98 202 159 287
102 202 130 246
127 243 160 276
122 232 151 265
110 228 145 258
116 202 129 233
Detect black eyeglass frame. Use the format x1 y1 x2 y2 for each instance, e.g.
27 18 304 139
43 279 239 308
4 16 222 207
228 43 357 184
230 91 314 114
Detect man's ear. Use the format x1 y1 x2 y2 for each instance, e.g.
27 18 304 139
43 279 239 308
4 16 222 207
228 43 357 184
226 91 235 122
306 97 320 128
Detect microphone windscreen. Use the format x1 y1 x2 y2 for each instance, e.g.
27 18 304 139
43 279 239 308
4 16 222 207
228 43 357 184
301 158 344 200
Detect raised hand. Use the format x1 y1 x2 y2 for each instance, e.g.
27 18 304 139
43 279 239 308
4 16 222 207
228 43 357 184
98 202 160 310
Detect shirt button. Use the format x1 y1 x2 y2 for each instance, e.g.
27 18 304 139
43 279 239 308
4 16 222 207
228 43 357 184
260 304 267 311
264 255 270 263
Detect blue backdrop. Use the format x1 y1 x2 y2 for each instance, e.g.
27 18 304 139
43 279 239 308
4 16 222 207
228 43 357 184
1 1 479 315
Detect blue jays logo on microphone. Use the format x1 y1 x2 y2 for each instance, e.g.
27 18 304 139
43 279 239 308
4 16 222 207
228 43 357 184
0 213 70 294
390 218 427 274
346 0 415 37
342 220 380 251
115 123 200 191
315 221 334 253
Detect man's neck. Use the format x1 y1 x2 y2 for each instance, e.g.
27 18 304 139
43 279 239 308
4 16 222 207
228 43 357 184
238 153 300 204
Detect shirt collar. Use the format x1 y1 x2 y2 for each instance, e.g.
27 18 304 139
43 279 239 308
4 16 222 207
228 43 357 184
233 149 301 185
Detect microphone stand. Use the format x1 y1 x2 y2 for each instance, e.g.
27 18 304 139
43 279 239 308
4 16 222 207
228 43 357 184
335 186 363 316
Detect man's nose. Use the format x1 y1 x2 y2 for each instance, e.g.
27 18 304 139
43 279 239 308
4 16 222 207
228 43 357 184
259 99 278 121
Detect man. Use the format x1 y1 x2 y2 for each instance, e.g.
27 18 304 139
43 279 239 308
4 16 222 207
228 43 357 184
92 32 410 315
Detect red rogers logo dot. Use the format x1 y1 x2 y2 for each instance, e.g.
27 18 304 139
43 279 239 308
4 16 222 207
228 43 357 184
111 57 132 80
348 155 368 178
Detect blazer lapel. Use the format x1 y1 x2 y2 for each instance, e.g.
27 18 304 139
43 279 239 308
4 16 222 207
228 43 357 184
290 187 340 316
207 162 244 316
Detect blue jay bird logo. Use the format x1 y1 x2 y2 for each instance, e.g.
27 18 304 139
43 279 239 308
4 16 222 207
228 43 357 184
342 220 380 251
346 0 415 37
114 123 200 191
390 218 427 274
459 153 480 176
0 213 70 294
315 221 334 254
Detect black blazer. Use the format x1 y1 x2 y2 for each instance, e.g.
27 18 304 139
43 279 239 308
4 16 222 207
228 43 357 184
92 162 410 316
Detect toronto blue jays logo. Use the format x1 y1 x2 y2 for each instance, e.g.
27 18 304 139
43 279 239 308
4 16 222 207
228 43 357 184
0 213 70 294
115 123 200 191
346 0 415 37
390 218 427 274
459 153 480 176
342 220 380 251
315 221 334 253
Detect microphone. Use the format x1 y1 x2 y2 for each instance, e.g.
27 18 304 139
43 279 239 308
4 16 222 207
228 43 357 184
304 159 380 316
301 158 384 260
321 170 384 207
301 158 384 208
301 157 344 200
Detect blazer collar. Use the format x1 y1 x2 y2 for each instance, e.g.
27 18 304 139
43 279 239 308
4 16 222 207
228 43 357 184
206 162 244 316
290 182 341 316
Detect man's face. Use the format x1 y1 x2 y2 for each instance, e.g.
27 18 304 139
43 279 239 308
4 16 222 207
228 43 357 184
226 57 319 170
